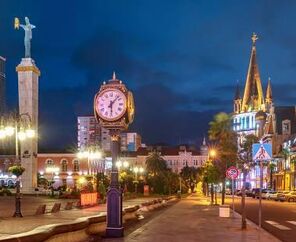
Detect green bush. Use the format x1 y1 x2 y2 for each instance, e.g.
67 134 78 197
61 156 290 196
0 188 12 196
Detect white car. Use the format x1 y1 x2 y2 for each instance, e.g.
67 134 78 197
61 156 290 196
265 191 277 200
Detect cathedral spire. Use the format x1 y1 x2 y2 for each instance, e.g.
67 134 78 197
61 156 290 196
112 71 116 80
241 33 264 112
265 77 272 102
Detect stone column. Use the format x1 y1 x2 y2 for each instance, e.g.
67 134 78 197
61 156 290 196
16 58 40 194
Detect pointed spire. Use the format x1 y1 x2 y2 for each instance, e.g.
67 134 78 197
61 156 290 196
202 136 206 146
234 80 240 100
251 33 258 46
112 71 116 80
265 77 273 104
241 33 264 112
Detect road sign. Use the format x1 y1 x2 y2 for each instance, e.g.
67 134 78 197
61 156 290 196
252 143 272 161
226 166 239 179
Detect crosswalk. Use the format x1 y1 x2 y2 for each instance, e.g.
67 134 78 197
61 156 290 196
265 220 296 230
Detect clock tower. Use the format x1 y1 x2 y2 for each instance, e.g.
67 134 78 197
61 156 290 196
94 72 134 237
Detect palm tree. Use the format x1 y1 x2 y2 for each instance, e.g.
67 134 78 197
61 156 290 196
269 162 276 190
239 134 258 230
280 147 289 190
145 151 167 176
208 112 237 204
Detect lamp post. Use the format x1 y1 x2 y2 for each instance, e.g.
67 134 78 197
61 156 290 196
133 167 144 194
77 149 102 190
45 166 60 197
0 113 36 217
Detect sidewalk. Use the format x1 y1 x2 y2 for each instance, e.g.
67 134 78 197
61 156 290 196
105 195 280 242
0 196 158 237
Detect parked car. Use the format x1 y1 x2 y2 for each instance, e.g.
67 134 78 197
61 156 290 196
235 190 242 196
277 191 291 202
262 190 274 199
265 191 277 200
284 191 296 202
251 188 260 198
246 189 253 197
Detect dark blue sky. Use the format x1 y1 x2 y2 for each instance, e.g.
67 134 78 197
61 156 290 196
1 0 296 149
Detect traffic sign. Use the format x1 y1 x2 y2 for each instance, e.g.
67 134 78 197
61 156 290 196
252 143 272 161
226 166 239 179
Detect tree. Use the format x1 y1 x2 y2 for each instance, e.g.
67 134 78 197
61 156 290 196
238 134 258 230
269 162 276 190
180 165 199 192
145 151 180 195
280 146 289 190
201 160 220 204
146 151 167 176
208 112 237 204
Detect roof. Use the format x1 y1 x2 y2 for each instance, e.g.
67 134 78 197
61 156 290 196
241 34 264 112
274 106 296 135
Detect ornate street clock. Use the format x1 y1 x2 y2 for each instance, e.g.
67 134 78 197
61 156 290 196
94 73 134 130
93 72 135 238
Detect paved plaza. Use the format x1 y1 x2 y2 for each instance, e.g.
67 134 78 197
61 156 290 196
0 196 159 237
104 195 280 242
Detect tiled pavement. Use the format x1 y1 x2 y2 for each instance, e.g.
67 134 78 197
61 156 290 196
0 196 159 237
105 195 280 242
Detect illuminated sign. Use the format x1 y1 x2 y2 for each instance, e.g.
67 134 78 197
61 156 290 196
80 192 97 206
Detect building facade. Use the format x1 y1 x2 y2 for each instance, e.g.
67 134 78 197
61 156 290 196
78 115 141 152
233 34 272 189
77 116 101 150
0 56 6 115
120 132 142 152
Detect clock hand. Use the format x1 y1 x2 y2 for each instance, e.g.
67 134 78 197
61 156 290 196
108 101 113 115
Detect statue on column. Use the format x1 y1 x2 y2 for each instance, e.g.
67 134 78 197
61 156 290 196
15 17 36 58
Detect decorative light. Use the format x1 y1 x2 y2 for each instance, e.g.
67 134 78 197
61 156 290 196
78 177 86 184
133 167 139 173
116 161 122 168
18 130 26 141
26 129 35 138
123 161 129 168
5 126 14 136
139 167 144 173
0 128 6 139
209 149 216 158
77 152 84 159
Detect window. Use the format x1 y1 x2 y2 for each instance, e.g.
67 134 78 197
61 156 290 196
46 159 54 167
282 120 291 135
73 160 80 172
61 159 68 172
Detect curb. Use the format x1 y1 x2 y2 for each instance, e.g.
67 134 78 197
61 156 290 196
232 210 281 242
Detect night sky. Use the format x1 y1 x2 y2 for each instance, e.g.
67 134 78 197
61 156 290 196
1 0 296 150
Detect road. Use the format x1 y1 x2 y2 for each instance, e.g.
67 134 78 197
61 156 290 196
225 196 296 242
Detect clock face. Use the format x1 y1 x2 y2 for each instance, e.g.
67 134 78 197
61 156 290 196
95 88 127 121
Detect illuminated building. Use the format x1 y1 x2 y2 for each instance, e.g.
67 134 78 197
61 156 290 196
77 116 142 152
233 33 273 142
120 132 142 152
233 33 272 188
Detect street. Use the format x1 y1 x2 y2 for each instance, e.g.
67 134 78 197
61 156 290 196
226 196 296 242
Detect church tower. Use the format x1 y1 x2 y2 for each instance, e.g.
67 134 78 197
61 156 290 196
233 81 242 114
241 33 265 112
265 77 273 112
232 33 270 142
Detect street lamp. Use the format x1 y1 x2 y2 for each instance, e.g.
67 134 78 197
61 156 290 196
77 148 103 191
0 113 35 217
133 166 144 194
45 166 60 197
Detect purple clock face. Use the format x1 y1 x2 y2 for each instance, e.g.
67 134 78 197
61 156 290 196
96 89 126 121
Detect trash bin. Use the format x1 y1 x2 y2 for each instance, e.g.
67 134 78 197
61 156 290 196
219 205 230 217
